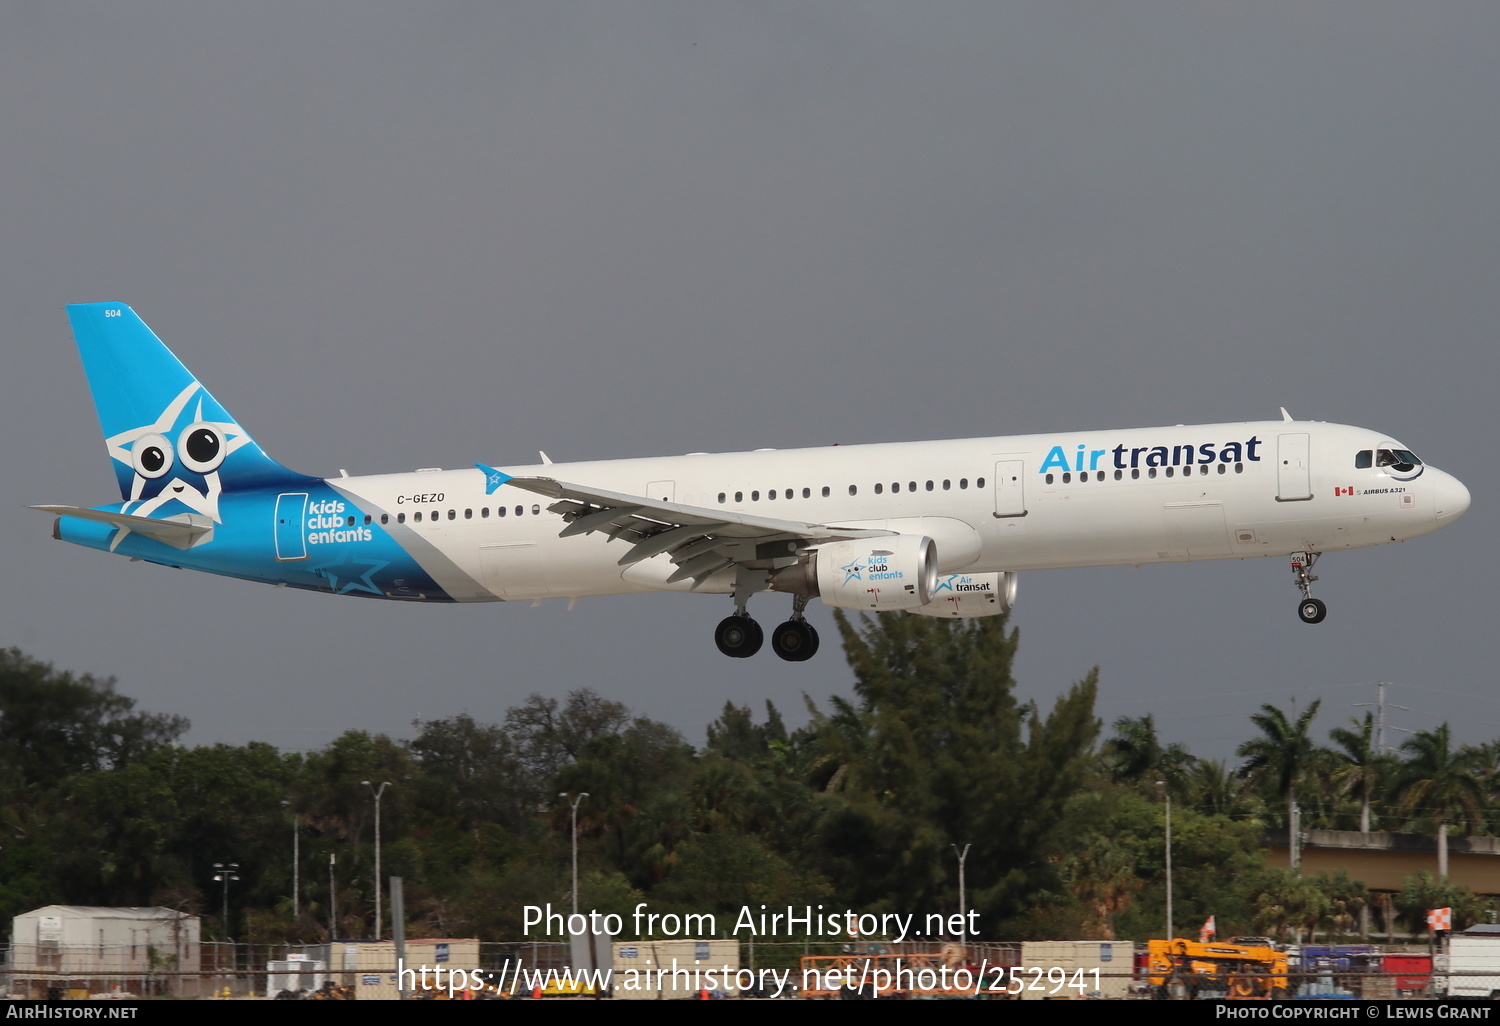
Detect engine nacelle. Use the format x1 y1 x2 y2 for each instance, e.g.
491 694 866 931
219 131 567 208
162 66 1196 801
815 536 937 610
769 536 938 610
905 571 1018 618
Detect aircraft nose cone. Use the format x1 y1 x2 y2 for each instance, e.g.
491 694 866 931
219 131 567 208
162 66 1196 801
1435 472 1471 524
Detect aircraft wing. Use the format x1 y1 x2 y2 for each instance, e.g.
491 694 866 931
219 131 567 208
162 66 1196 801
501 474 893 586
32 505 214 550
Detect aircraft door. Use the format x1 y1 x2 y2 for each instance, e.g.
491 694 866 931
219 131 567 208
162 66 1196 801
275 492 308 560
992 460 1027 518
647 480 676 503
1276 433 1312 501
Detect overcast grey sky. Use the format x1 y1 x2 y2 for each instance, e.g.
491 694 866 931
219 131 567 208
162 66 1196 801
3 3 1495 761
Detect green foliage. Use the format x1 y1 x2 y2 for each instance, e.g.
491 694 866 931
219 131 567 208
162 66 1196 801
812 610 1100 936
0 647 187 785
1394 872 1489 934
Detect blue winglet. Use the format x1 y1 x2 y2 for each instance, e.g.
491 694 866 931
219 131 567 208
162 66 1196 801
476 463 512 495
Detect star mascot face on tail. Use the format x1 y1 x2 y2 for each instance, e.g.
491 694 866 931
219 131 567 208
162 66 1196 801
105 380 253 522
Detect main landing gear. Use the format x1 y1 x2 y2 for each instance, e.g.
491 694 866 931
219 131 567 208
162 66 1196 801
714 595 820 661
1291 551 1327 624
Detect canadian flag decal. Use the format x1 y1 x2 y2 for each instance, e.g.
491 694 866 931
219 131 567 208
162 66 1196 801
1334 486 1355 496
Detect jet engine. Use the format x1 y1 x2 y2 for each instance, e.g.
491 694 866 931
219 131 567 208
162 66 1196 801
769 535 937 611
906 571 1017 618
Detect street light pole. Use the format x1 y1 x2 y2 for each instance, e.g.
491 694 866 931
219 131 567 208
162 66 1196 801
560 792 590 915
212 862 240 940
1158 780 1173 940
952 844 971 947
362 781 392 939
281 800 299 922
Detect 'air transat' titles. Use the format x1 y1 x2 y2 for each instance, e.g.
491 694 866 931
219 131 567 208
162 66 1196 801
1038 435 1264 474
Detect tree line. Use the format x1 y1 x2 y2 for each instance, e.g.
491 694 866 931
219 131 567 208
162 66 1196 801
1 618 1494 946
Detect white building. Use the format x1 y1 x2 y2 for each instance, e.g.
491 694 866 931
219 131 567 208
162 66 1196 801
8 905 200 998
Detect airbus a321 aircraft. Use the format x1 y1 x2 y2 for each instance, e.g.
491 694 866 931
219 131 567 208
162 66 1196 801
37 303 1471 662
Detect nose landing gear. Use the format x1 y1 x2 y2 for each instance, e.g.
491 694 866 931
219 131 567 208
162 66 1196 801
1291 552 1327 624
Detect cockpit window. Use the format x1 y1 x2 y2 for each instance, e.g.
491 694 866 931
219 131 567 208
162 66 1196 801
1375 448 1422 472
1355 450 1372 469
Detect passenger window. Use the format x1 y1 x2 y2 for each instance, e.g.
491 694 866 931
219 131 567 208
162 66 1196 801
415 511 423 522
891 482 900 493
752 491 760 501
976 477 985 488
802 487 811 498
767 489 776 500
498 506 507 517
1234 464 1244 474
397 512 406 523
1132 469 1140 479
1217 464 1226 475
380 514 389 524
926 481 934 491
821 486 829 497
1166 467 1174 478
943 479 951 490
785 489 793 499
1148 468 1157 479
464 509 472 519
848 485 858 496
532 505 540 515
908 481 916 492
363 515 371 525
718 492 726 503
515 506 523 516
875 483 883 494
959 478 968 489
481 507 489 518
1062 473 1071 484
1046 474 1054 484
735 491 743 503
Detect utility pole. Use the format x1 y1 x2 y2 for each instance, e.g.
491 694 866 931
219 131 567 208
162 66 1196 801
1158 781 1173 940
952 844 971 948
363 780 392 938
561 792 590 915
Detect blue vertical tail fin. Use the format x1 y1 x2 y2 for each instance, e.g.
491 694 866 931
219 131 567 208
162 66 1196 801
66 303 315 511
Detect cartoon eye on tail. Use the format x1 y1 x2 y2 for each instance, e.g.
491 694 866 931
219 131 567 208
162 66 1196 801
132 433 175 478
177 423 227 474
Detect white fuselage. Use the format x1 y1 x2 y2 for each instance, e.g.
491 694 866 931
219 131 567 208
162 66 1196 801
326 419 1469 603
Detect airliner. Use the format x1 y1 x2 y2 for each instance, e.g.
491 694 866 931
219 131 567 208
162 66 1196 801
37 304 1471 661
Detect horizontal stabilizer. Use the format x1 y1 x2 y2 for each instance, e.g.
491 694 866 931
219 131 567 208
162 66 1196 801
32 505 214 550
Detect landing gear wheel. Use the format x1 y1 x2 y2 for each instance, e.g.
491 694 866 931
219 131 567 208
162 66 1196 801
771 620 819 662
1298 597 1327 624
715 615 763 658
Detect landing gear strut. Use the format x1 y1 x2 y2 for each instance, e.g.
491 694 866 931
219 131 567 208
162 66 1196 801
1291 551 1327 624
770 594 820 662
714 590 821 660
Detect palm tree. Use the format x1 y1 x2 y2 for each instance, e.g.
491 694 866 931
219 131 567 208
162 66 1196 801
1329 713 1386 833
1238 700 1323 870
1395 724 1484 880
1104 714 1195 794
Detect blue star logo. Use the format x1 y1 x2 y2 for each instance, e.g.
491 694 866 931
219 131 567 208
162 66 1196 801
310 556 390 597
